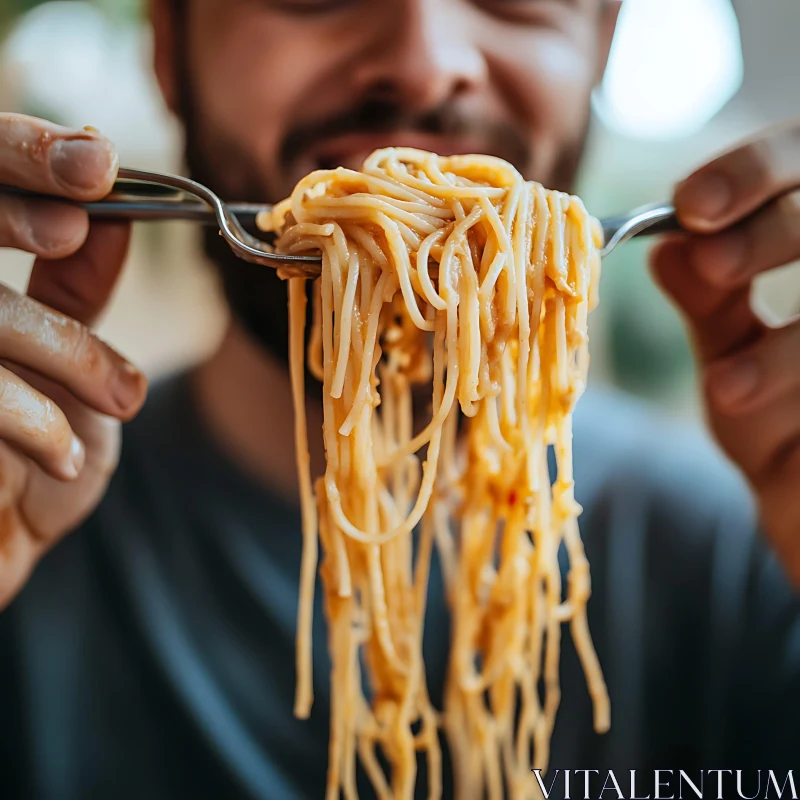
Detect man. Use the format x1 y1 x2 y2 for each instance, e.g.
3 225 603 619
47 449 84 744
0 0 798 798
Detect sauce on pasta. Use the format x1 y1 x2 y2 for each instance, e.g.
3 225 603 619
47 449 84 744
260 147 609 800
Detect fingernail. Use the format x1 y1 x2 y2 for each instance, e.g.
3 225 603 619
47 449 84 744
677 173 732 222
49 136 117 191
710 357 760 409
695 230 749 285
112 361 145 412
23 200 86 253
66 435 85 479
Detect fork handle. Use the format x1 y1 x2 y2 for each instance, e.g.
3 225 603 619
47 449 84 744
0 183 268 227
604 212 681 239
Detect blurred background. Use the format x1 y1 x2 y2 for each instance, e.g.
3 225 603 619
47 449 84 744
0 0 799 415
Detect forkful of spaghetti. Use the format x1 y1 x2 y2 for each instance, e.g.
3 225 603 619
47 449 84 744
259 147 608 800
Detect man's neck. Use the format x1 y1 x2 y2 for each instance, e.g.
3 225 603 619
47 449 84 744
192 321 325 502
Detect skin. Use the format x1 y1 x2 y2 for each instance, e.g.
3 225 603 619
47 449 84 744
0 0 797 611
0 119 145 606
654 124 800 585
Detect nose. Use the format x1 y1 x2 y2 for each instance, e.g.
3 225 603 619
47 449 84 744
351 0 487 112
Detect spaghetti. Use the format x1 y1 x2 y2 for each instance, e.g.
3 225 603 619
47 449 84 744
261 148 609 799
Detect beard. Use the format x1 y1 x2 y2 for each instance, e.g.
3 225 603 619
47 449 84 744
173 33 591 371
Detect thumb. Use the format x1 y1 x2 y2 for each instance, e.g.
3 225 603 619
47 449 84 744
26 220 131 327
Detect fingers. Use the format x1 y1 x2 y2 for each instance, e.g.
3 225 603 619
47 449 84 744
0 363 84 482
703 316 800 481
27 220 131 326
703 327 800 483
687 190 800 288
667 123 800 585
0 114 118 200
0 116 125 309
698 320 800 586
706 322 800 420
650 235 764 363
0 285 146 421
0 194 90 259
674 121 800 233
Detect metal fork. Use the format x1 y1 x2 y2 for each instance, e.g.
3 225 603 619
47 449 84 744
0 167 680 275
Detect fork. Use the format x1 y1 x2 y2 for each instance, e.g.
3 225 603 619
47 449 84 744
0 167 680 276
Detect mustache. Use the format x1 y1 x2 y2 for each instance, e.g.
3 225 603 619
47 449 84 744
280 97 531 170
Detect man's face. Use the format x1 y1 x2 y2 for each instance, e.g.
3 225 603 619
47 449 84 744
153 0 618 364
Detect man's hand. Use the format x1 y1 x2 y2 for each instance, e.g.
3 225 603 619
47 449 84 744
651 121 800 586
0 113 147 608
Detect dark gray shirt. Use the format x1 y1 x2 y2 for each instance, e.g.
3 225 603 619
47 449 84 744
1 374 798 799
